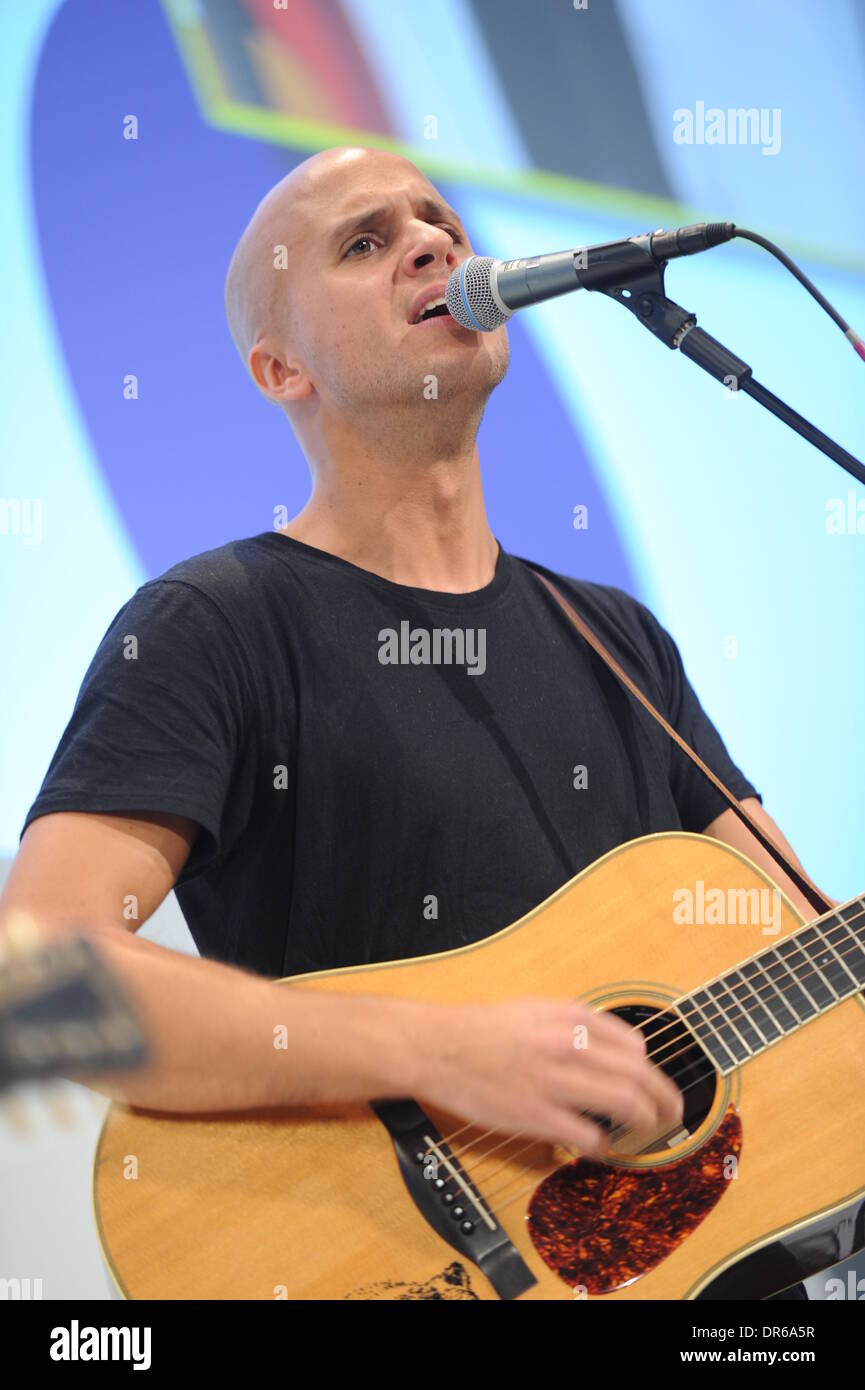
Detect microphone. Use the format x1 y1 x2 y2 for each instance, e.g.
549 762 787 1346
445 222 736 331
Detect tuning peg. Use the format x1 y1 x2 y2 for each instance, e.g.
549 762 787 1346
0 909 43 959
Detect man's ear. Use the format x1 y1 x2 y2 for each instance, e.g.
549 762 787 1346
248 338 313 404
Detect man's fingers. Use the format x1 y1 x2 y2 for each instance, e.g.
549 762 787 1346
582 1006 648 1052
536 1107 610 1158
569 1006 684 1129
645 1058 685 1127
554 1066 663 1135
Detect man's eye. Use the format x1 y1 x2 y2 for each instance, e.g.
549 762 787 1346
343 226 461 258
344 236 377 258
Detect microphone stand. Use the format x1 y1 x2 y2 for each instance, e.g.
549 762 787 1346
597 262 865 484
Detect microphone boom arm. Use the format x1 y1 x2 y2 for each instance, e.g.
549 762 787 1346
599 259 865 484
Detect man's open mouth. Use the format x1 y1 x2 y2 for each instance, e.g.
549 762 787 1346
411 298 452 325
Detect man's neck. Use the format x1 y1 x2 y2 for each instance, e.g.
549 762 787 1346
279 431 499 594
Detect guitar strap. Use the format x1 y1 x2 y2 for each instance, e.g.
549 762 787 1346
529 566 832 916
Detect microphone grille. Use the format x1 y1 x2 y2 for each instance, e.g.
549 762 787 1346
445 258 509 332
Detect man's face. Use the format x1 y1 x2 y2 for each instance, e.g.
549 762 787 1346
275 151 510 412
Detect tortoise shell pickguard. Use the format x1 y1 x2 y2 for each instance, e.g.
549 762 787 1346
526 1107 742 1294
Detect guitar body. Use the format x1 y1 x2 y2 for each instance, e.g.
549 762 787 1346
93 833 865 1299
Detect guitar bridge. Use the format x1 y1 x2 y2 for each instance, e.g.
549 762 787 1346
370 1099 537 1300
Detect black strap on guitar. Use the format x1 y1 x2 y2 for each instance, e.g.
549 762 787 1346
529 567 832 917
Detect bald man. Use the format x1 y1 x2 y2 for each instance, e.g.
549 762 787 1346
4 148 830 1153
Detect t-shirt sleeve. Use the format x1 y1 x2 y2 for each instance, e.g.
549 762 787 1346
20 578 252 878
626 594 762 832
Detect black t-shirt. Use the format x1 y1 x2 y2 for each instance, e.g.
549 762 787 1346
22 534 759 977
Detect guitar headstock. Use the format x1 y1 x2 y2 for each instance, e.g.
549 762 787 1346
0 914 148 1093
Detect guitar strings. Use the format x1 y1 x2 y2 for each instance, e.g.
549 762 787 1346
609 907 865 1072
437 900 865 1158
440 918 863 1221
436 909 865 1159
447 922 864 1217
452 930 865 1203
422 910 865 1219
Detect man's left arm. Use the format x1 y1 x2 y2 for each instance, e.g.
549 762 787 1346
703 798 840 920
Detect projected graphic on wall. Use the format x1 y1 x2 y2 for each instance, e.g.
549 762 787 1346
3 0 864 899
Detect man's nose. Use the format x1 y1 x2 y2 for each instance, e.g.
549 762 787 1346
401 223 460 277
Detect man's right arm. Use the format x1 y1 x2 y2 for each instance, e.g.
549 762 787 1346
0 811 682 1151
0 810 426 1113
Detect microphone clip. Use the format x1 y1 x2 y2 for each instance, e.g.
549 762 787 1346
600 259 754 390
597 255 695 350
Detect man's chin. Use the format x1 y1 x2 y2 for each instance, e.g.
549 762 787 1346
405 326 509 384
420 347 509 401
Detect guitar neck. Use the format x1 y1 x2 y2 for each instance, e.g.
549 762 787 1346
675 893 865 1074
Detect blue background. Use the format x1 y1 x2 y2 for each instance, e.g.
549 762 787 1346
2 0 864 898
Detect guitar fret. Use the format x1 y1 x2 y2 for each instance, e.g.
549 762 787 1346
825 924 865 985
760 948 818 1022
774 938 832 1011
705 979 759 1056
677 995 740 1073
727 968 778 1044
839 897 865 941
691 989 750 1063
828 902 865 986
796 925 854 998
739 958 798 1034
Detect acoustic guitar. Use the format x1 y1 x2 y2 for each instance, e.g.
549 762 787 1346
92 831 865 1300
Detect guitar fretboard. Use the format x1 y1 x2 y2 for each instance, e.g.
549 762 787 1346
676 897 865 1074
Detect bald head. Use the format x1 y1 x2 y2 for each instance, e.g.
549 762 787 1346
222 145 508 432
224 146 438 375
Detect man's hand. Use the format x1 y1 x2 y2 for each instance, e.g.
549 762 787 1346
409 997 684 1154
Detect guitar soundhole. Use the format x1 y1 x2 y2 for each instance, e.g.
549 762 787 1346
596 1004 717 1157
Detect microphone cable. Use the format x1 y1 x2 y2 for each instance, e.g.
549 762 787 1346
733 226 865 363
